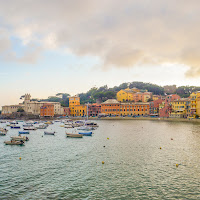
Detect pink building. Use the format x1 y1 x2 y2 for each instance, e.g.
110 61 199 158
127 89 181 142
159 94 180 117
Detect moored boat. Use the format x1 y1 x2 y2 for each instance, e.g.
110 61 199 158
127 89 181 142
64 125 74 128
78 131 92 136
66 133 83 138
4 140 24 145
10 125 21 129
77 126 93 131
11 136 29 141
23 126 37 130
0 128 8 132
18 131 30 134
44 131 55 135
0 132 6 136
85 122 99 127
36 124 48 129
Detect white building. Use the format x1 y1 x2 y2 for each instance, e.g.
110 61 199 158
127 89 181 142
2 94 64 116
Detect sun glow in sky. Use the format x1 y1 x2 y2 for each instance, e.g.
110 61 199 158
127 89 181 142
1 0 200 107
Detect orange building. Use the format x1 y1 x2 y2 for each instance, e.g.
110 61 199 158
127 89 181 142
101 99 120 116
133 92 143 102
40 103 54 117
120 103 150 116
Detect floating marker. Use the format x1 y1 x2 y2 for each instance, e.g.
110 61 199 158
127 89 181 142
102 161 105 164
19 157 21 160
176 164 179 167
107 137 109 140
160 147 162 149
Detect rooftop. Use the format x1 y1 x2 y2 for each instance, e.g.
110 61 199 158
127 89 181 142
102 99 120 104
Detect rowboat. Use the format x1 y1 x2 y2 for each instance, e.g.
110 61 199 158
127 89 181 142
0 128 8 132
0 132 6 136
66 133 83 138
77 126 93 131
64 125 74 128
4 140 24 145
11 136 29 141
44 131 55 135
85 122 99 127
10 125 21 129
78 131 92 136
18 131 30 134
23 126 37 130
36 124 48 129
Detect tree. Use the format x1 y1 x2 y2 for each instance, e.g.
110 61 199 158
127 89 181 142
17 108 24 112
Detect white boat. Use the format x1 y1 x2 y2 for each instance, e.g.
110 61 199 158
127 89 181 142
44 131 55 135
85 122 99 127
37 124 48 129
10 136 29 141
77 126 93 131
66 133 83 138
23 126 37 130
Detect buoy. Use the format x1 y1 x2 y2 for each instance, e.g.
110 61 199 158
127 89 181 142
171 138 173 140
102 161 105 164
107 137 109 140
176 164 179 167
160 147 162 149
19 157 21 160
103 146 105 147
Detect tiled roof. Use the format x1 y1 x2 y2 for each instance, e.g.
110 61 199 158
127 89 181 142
102 99 120 104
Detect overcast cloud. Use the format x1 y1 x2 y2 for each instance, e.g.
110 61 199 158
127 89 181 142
0 0 200 76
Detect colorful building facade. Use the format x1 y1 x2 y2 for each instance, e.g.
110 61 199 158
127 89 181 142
40 103 54 117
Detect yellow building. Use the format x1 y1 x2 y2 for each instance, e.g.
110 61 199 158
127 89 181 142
170 98 191 118
153 95 161 101
189 91 200 117
73 105 87 117
117 87 140 102
69 96 80 116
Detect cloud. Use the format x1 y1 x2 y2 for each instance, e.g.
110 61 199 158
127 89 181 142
0 0 200 76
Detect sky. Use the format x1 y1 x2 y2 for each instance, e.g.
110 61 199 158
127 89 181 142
1 0 200 107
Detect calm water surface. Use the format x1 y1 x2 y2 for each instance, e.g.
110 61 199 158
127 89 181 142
0 120 200 199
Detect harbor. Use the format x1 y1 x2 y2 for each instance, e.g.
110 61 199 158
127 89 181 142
0 119 199 199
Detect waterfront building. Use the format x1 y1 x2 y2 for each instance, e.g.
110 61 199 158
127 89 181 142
159 94 180 117
149 99 163 116
170 98 191 118
101 99 120 116
63 107 70 116
73 105 87 117
152 95 161 101
69 96 80 116
120 102 149 116
40 103 54 117
2 94 64 116
88 103 101 117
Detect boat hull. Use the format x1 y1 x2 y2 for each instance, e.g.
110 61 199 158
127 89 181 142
18 131 30 134
66 133 83 138
78 132 92 136
4 141 24 145
44 131 55 135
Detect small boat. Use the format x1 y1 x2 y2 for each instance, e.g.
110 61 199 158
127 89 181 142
10 121 18 124
44 121 53 125
66 133 83 138
64 125 74 128
18 131 30 134
0 132 6 136
78 131 92 136
0 128 8 132
4 140 24 145
23 124 33 127
60 125 65 127
23 126 37 130
10 125 21 129
11 136 29 141
44 131 55 135
77 126 93 131
37 124 48 129
85 122 99 127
